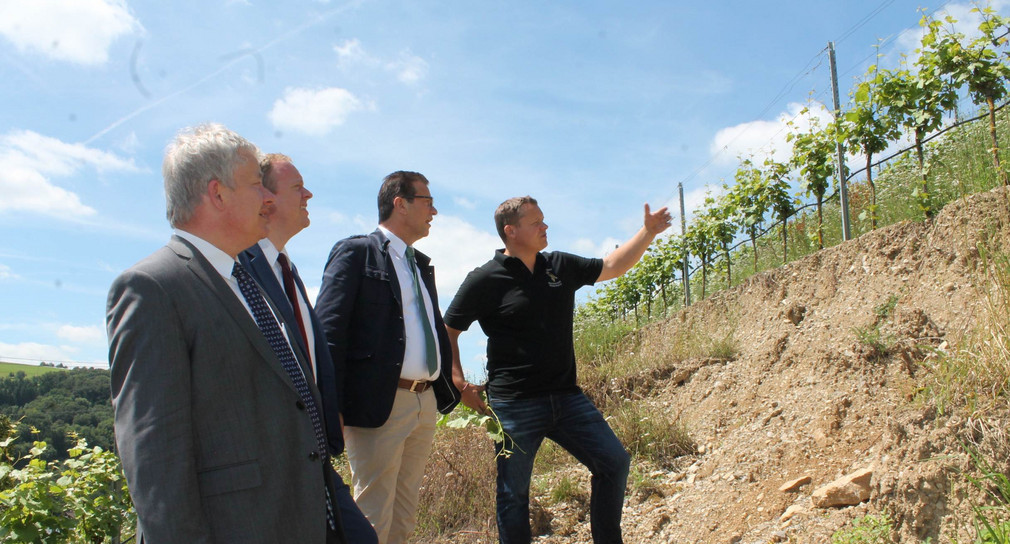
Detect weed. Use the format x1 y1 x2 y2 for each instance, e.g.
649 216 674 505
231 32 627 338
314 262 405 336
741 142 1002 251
830 513 893 544
549 474 582 505
927 245 1010 411
960 422 1010 544
627 464 663 499
874 294 900 320
853 325 894 362
609 401 694 469
413 427 497 540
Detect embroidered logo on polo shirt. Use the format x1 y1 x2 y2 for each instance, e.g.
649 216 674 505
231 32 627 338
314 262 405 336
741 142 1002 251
545 267 562 288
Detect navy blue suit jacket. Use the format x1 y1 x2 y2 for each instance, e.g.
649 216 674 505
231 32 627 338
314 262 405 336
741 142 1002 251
315 229 460 428
239 242 345 455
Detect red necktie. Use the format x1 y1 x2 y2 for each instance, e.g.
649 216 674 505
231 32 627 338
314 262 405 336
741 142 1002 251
277 253 311 356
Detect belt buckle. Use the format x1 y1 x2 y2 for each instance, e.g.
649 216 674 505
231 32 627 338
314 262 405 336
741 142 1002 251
409 380 425 393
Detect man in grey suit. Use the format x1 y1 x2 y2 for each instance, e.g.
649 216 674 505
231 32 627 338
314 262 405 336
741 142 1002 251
107 124 347 543
239 153 376 543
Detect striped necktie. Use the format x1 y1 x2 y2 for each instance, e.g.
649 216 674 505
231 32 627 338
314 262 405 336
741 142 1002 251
404 246 438 375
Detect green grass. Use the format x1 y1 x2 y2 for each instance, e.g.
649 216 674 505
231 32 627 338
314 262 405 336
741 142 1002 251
0 362 65 378
830 514 893 544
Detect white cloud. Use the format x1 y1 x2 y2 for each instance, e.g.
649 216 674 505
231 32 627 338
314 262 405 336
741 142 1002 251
351 214 372 232
0 129 139 218
388 50 428 84
268 87 371 136
572 237 623 258
56 324 105 345
709 102 832 167
414 214 502 304
0 0 140 65
0 341 81 362
327 210 347 224
453 196 477 210
335 39 370 65
0 264 17 280
878 1 1010 69
334 39 428 85
306 286 320 306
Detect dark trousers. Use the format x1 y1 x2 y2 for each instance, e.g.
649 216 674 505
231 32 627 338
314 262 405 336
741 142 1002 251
329 474 377 544
491 391 631 544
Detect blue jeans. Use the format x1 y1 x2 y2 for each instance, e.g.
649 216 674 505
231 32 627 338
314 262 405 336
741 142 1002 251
490 391 630 544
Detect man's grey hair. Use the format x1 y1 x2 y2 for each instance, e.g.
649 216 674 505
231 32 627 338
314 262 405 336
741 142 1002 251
163 123 260 228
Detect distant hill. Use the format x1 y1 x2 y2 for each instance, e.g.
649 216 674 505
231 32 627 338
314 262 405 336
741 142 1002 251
0 361 66 378
0 365 113 462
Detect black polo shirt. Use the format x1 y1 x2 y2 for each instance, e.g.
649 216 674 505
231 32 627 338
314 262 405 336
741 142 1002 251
444 250 603 400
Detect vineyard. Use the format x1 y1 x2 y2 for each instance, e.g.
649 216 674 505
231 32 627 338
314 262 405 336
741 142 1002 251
7 5 1010 544
581 5 1010 327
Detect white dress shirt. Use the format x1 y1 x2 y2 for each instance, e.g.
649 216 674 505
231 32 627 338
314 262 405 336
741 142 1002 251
174 230 299 374
255 238 318 379
378 226 441 382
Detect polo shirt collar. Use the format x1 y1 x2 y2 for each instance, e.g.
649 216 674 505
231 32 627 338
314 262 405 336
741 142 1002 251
495 249 546 275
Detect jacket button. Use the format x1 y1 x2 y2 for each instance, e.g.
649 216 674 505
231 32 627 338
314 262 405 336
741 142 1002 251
398 337 404 343
295 400 306 411
308 451 320 461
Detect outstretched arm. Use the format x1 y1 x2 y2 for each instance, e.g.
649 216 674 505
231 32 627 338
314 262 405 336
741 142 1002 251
598 203 672 282
446 325 488 414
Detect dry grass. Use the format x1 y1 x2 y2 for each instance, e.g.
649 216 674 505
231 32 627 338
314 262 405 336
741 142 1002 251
412 427 498 543
928 246 1010 414
609 400 694 470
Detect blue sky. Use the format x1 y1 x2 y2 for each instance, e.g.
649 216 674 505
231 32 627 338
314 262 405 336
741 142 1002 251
1 0 1004 378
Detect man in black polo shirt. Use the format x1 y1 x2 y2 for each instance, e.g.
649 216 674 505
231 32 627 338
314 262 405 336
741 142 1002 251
444 195 671 544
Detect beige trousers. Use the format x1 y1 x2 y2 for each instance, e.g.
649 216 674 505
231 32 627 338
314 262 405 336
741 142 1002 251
344 387 437 544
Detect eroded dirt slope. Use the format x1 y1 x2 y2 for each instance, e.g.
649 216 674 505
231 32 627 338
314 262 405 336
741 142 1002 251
537 187 1010 543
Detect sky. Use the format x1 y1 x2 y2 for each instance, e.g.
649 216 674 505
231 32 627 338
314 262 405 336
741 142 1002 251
1 0 1006 378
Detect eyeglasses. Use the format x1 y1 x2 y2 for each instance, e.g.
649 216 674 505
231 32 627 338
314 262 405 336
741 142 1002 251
410 195 435 207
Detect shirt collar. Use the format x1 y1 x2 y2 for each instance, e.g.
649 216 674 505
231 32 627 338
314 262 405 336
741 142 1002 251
494 249 545 273
174 229 238 278
257 238 282 267
378 225 408 258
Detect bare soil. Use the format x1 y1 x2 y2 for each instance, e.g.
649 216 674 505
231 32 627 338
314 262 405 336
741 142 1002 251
419 187 1010 544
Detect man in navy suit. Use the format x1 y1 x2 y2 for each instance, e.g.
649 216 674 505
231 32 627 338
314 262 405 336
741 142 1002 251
315 171 460 544
239 154 376 544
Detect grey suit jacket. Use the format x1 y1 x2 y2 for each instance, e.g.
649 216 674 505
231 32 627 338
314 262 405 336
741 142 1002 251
107 235 337 544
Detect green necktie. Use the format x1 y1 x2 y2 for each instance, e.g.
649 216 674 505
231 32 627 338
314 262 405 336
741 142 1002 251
405 246 438 375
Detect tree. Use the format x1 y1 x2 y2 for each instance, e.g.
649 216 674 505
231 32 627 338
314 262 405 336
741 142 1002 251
788 117 837 248
840 61 899 230
702 193 738 288
729 160 770 274
762 158 798 264
685 212 717 300
882 19 960 217
926 8 1010 185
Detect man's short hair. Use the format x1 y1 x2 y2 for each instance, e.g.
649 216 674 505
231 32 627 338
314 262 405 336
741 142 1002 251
494 196 538 242
378 171 429 222
163 123 259 228
259 153 292 193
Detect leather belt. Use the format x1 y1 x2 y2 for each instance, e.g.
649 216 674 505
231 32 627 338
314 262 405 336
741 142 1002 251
398 378 432 393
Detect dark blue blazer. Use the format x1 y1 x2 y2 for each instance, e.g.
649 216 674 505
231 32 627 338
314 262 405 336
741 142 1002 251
239 242 345 455
315 229 460 428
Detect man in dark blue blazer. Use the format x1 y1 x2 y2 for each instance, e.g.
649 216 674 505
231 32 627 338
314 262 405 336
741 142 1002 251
239 154 375 544
315 171 460 544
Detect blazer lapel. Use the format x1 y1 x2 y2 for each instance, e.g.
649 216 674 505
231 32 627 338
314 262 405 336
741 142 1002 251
170 237 303 395
371 229 403 306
